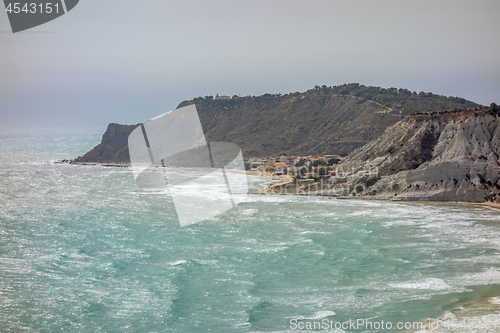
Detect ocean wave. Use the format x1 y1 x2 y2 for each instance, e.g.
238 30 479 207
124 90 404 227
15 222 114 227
389 278 451 291
293 310 337 320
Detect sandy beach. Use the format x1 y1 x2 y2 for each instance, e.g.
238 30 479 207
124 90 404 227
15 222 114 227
397 200 500 211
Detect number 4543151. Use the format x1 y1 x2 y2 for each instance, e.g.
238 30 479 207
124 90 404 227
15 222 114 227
5 2 60 14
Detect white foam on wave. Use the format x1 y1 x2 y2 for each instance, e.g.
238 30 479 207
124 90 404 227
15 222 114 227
245 193 321 204
389 278 451 291
489 296 500 305
459 268 500 286
254 246 288 253
194 259 219 266
304 249 325 256
238 208 259 216
299 230 332 235
293 310 337 320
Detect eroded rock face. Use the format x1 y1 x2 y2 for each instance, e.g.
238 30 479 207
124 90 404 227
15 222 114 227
329 108 500 203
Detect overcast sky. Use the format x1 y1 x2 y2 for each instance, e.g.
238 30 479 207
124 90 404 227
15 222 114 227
1 0 499 127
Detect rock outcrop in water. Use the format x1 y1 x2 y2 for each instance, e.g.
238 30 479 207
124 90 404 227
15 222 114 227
329 107 500 203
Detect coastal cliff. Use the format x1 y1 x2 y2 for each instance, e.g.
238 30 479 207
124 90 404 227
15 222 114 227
73 123 139 164
329 107 500 203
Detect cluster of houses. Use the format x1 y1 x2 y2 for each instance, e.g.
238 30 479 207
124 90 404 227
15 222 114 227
245 154 348 182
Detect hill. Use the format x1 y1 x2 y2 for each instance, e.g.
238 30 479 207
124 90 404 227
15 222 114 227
72 84 481 163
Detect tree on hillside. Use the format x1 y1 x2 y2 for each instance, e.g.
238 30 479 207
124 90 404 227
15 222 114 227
328 158 341 165
295 159 306 167
312 160 327 167
317 167 328 175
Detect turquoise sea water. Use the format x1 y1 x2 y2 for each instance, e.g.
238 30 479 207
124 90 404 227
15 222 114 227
1 127 500 332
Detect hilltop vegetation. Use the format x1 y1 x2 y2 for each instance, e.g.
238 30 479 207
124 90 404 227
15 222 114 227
324 83 480 115
194 83 481 116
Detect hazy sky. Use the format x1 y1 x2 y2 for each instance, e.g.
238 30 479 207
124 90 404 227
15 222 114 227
1 0 499 127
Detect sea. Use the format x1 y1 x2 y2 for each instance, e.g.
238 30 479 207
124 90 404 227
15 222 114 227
1 127 500 333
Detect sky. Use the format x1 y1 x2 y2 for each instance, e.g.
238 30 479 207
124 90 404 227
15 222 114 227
1 0 500 127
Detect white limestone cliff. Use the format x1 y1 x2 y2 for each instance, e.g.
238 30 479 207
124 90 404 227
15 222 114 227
329 108 500 203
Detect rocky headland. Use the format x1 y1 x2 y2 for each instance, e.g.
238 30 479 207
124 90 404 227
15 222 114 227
72 123 139 164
